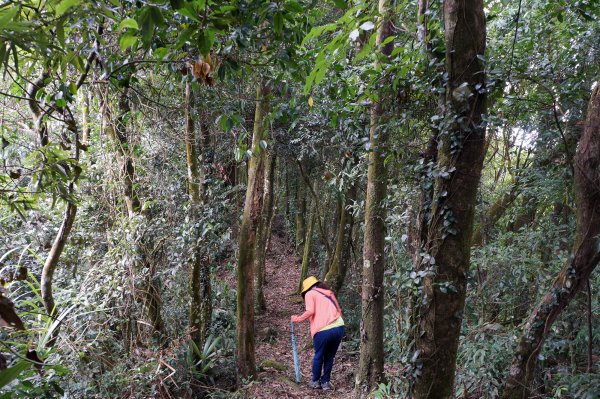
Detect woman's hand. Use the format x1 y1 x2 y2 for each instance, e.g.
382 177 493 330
290 315 300 323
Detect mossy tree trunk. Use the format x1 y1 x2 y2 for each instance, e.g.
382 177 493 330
185 79 213 357
255 150 276 312
502 83 600 399
236 80 270 381
412 0 487 396
355 1 392 396
185 80 202 203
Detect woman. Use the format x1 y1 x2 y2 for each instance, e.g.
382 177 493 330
291 276 344 391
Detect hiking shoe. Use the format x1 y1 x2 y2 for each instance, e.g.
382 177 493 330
321 381 332 391
308 380 321 389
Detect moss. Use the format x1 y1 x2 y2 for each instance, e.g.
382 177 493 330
259 359 288 372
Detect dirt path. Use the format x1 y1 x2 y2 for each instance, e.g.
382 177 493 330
243 233 355 399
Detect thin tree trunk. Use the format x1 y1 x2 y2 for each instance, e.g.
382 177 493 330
297 161 332 260
255 151 276 312
185 81 202 203
325 182 356 294
298 203 316 293
295 175 307 264
471 179 519 246
236 80 270 381
502 83 600 399
355 2 393 396
27 71 50 146
190 250 211 355
185 79 213 356
102 87 141 217
41 108 81 345
412 0 487 396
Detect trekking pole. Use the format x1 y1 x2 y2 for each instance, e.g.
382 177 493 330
290 320 301 383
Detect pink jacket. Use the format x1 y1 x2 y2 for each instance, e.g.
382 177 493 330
296 288 342 337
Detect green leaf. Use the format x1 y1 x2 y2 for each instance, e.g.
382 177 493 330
175 26 195 48
0 360 31 388
0 7 18 26
68 82 77 95
169 0 185 9
197 30 215 56
178 5 200 22
333 0 346 9
274 13 284 34
148 6 165 27
283 1 303 13
117 18 139 31
119 33 137 51
56 0 81 16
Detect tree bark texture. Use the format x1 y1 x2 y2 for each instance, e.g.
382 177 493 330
413 0 487 397
27 71 50 146
255 150 276 312
236 80 270 381
190 249 211 356
41 107 81 345
502 83 600 399
185 80 202 203
355 1 392 396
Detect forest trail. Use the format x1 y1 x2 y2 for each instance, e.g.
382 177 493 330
242 232 356 399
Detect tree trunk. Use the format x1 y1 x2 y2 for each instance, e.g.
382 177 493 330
27 71 50 146
355 2 393 396
298 203 316 293
255 150 276 312
190 249 211 356
295 175 307 264
185 81 202 203
325 182 356 294
185 79 213 357
412 0 487 396
102 87 141 217
502 83 600 399
41 108 81 346
236 80 270 381
298 161 332 261
472 179 519 246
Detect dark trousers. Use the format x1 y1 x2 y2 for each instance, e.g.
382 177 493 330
312 326 344 383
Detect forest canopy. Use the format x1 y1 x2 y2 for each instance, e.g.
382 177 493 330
0 0 598 398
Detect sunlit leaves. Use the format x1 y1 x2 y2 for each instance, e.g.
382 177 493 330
55 0 81 16
117 18 139 31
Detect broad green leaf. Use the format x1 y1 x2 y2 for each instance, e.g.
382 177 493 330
284 1 303 13
0 7 18 26
117 18 139 31
56 0 81 16
0 360 31 388
175 26 195 48
197 30 215 56
119 33 137 51
178 6 200 22
274 13 284 34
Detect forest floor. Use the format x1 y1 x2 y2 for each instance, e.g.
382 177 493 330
237 231 357 399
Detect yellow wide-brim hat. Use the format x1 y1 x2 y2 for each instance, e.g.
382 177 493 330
301 276 320 294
